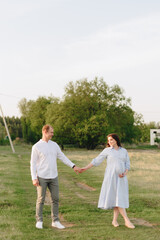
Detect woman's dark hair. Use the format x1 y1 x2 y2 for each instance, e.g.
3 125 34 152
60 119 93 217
107 133 121 147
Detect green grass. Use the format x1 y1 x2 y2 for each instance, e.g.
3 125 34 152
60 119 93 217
0 145 160 240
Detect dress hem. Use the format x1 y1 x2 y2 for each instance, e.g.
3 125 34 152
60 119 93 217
98 205 129 210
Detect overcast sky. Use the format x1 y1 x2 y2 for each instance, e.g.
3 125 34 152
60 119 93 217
0 0 160 123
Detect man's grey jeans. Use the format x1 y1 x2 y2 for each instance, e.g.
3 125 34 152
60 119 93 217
36 176 59 222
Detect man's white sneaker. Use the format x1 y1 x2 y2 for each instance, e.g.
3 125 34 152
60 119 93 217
36 221 43 229
52 221 65 229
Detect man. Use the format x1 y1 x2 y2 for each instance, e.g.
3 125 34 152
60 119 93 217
30 124 80 229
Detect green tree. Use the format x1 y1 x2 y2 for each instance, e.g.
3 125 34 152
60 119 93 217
0 116 22 145
5 116 22 140
0 122 5 139
45 97 71 148
18 98 35 142
27 96 52 138
19 78 145 148
46 78 136 149
18 97 53 142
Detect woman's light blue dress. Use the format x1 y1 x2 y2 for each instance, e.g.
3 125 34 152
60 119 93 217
91 147 130 209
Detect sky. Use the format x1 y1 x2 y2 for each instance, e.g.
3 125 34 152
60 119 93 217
0 0 160 123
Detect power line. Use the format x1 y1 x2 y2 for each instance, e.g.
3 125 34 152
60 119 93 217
0 92 21 99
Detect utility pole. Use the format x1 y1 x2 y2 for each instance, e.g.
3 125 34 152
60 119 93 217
0 104 15 153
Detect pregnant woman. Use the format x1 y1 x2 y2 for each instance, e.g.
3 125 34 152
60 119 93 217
79 133 135 229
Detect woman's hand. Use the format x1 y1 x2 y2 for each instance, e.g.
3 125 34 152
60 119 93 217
119 169 128 178
78 168 87 173
119 173 124 178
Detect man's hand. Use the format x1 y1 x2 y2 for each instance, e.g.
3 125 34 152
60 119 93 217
32 179 39 186
73 166 81 175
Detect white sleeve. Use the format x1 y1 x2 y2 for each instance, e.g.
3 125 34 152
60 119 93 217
91 148 108 166
30 146 38 180
56 144 75 168
125 150 130 170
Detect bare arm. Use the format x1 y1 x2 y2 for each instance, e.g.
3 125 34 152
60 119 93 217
79 149 108 173
78 163 94 173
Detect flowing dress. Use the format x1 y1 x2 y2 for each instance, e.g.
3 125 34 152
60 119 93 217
91 147 130 209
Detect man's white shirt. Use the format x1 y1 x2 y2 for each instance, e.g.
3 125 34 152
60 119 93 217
30 139 75 180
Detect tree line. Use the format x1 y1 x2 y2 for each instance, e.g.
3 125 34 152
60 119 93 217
0 116 22 145
0 78 159 149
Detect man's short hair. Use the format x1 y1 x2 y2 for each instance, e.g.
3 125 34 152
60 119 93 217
42 124 53 133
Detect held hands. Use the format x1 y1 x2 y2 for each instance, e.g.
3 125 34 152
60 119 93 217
73 163 93 174
73 166 87 174
78 168 87 173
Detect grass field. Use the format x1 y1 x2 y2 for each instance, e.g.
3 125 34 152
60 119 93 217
0 145 160 240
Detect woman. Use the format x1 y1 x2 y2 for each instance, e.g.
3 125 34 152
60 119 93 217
79 133 135 229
